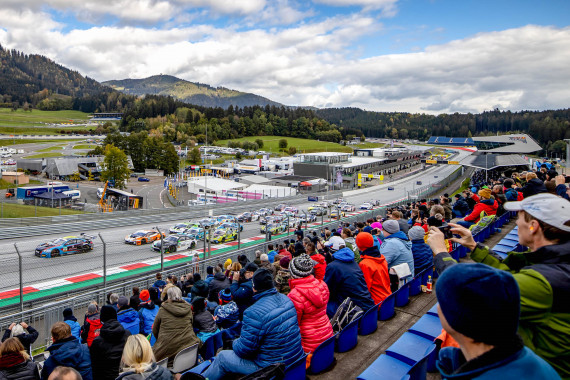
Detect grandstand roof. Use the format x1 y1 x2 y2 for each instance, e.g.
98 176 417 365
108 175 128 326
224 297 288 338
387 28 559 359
459 154 530 170
427 136 474 146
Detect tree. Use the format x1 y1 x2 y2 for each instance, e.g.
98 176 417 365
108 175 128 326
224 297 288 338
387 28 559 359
288 146 297 155
279 139 288 149
360 134 365 142
255 139 264 149
189 147 201 164
101 144 130 189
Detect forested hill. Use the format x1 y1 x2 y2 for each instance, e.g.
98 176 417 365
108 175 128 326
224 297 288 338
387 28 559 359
0 45 108 109
104 75 284 109
316 107 570 152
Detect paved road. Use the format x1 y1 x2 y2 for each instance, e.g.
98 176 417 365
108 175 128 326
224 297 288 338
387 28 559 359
0 149 469 291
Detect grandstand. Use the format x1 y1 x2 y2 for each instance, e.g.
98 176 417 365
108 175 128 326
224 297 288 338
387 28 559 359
428 133 542 154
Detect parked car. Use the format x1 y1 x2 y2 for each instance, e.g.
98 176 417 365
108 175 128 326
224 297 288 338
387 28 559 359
152 234 197 253
138 177 150 182
35 234 95 258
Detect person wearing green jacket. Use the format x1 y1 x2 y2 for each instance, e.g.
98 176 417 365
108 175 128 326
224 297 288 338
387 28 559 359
427 193 570 379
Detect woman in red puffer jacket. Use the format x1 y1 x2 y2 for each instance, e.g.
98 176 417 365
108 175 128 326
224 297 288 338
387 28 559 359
288 254 333 353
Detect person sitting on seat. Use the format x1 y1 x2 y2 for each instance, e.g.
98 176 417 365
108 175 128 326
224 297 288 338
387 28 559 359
355 232 391 305
214 288 240 329
116 335 172 380
42 322 92 380
191 297 220 343
457 188 498 229
0 337 40 379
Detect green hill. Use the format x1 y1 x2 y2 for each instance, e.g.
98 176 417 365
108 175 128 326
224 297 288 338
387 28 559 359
104 75 284 109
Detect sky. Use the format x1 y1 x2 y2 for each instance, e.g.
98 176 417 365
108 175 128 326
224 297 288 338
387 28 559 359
0 0 569 114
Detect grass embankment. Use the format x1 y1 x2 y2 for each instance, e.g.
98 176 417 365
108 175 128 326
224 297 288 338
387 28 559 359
0 138 81 145
36 145 64 152
216 136 354 154
0 179 42 189
72 144 98 149
23 152 65 159
0 109 92 135
0 203 85 218
452 177 471 197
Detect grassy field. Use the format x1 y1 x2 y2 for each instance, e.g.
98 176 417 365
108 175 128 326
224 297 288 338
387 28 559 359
216 136 354 154
0 203 85 218
0 179 42 189
23 152 65 159
0 138 82 145
36 145 64 152
0 109 92 135
72 144 98 149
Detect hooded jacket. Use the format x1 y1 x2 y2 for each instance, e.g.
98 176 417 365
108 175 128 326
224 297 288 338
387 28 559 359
380 231 415 276
435 240 570 378
452 197 470 217
411 239 434 275
358 246 392 305
310 253 327 280
81 313 102 347
463 199 498 224
138 301 159 336
0 353 39 380
1 326 38 354
152 301 200 364
521 178 548 198
214 301 240 329
233 288 304 368
89 319 131 380
288 275 334 353
208 272 230 302
42 336 92 380
116 362 173 380
117 307 140 335
324 247 375 317
64 315 81 340
504 187 520 202
193 309 218 334
230 278 254 319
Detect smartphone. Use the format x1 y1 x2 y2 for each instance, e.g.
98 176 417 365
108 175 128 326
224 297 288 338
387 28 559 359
439 225 453 239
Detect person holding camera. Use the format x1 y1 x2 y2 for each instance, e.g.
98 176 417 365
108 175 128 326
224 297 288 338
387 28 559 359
2 322 38 355
230 263 258 319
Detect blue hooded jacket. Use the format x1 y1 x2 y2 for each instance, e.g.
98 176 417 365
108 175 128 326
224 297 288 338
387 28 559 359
117 308 140 335
138 301 159 336
230 279 254 319
324 247 375 317
380 231 415 276
42 336 92 380
411 239 434 274
233 288 304 368
64 315 82 340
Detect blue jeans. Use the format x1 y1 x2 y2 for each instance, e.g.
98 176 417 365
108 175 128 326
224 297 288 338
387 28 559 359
456 220 474 229
202 350 261 380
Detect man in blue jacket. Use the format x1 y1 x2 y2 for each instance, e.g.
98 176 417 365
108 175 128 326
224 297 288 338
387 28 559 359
116 296 140 335
436 264 559 379
137 290 158 336
203 268 304 380
380 220 415 276
452 194 470 217
230 262 258 319
324 244 375 317
42 322 93 380
408 226 433 274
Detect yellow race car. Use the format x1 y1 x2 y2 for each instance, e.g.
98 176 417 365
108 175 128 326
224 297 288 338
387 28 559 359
209 228 238 244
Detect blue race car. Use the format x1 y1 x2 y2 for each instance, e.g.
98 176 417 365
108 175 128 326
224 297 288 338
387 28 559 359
35 234 95 258
138 177 150 182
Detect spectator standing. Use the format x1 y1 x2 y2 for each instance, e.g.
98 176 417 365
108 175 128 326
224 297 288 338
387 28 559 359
408 226 433 274
117 296 140 335
137 290 159 336
89 305 130 380
62 309 81 340
2 322 38 355
324 244 375 317
379 220 415 275
274 257 292 295
202 269 304 380
288 255 334 353
42 322 92 380
305 242 326 280
80 304 102 347
230 262 258 318
204 266 215 286
355 232 392 305
214 289 240 329
152 273 166 289
116 335 173 380
0 337 40 380
266 244 277 263
391 210 409 234
435 264 560 379
152 287 200 366
129 287 141 311
208 266 231 303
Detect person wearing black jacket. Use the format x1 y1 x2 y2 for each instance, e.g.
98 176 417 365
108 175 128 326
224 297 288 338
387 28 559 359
129 287 141 311
0 337 39 380
208 267 230 303
89 305 131 380
1 323 38 354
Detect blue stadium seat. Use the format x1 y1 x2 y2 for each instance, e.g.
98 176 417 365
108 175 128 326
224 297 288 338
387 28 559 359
358 303 380 336
394 284 410 307
408 275 422 296
284 353 307 380
357 354 412 380
183 360 211 375
385 332 434 366
336 317 360 352
408 344 436 380
202 331 224 361
409 314 443 341
451 249 460 261
308 334 336 374
379 293 396 321
426 303 438 317
221 321 242 342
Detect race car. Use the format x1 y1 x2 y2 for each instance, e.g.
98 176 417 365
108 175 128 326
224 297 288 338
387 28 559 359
262 223 287 235
35 234 95 258
283 206 298 214
310 207 327 216
185 227 205 240
341 204 356 212
209 228 238 244
196 218 218 228
388 187 395 191
216 214 236 223
274 204 287 211
299 213 317 223
169 222 196 234
152 234 197 253
333 198 346 204
219 222 243 232
258 208 274 216
260 215 284 225
125 230 164 245
237 212 256 223
360 202 373 210
330 210 346 219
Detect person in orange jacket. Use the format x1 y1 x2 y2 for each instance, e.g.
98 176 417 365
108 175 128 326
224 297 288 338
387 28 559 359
355 232 391 304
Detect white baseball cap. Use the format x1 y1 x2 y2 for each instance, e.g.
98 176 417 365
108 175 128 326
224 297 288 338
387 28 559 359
504 193 570 232
324 236 346 251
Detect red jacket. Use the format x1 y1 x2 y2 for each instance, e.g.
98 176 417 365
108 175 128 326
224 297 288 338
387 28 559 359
358 247 392 304
310 253 327 281
288 276 333 353
464 199 498 223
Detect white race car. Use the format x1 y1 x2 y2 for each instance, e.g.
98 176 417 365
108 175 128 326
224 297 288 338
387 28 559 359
359 202 373 210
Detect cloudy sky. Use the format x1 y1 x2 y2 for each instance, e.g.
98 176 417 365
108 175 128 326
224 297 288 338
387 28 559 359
0 0 569 113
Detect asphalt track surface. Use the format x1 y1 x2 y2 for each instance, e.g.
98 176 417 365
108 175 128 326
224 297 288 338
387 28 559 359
0 150 469 292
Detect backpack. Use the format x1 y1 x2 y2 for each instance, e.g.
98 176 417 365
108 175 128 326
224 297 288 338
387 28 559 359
329 297 363 333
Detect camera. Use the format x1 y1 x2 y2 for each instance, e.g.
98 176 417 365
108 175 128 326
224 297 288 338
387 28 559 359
438 224 453 239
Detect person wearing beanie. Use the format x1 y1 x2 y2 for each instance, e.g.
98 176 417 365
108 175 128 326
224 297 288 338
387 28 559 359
380 219 415 275
214 288 240 329
137 289 159 336
63 308 81 340
224 258 232 271
90 305 131 380
116 295 140 335
274 256 292 295
80 303 102 347
208 265 230 304
288 255 334 354
355 232 392 305
457 188 498 229
435 264 560 380
230 262 258 319
324 239 375 317
408 226 433 274
191 297 220 343
203 268 304 380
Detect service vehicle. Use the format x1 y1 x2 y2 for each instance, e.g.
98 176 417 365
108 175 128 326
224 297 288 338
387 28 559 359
341 204 356 212
416 181 422 185
35 234 95 258
152 234 197 253
209 228 238 244
360 202 373 210
125 230 164 245
388 187 395 191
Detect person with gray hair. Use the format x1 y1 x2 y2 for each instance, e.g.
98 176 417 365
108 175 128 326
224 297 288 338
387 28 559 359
47 366 83 380
1 321 38 354
152 285 199 366
379 219 415 275
108 293 119 311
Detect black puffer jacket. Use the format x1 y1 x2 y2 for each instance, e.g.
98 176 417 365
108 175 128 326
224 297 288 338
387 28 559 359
522 178 547 198
0 353 39 380
208 272 230 302
89 319 131 380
